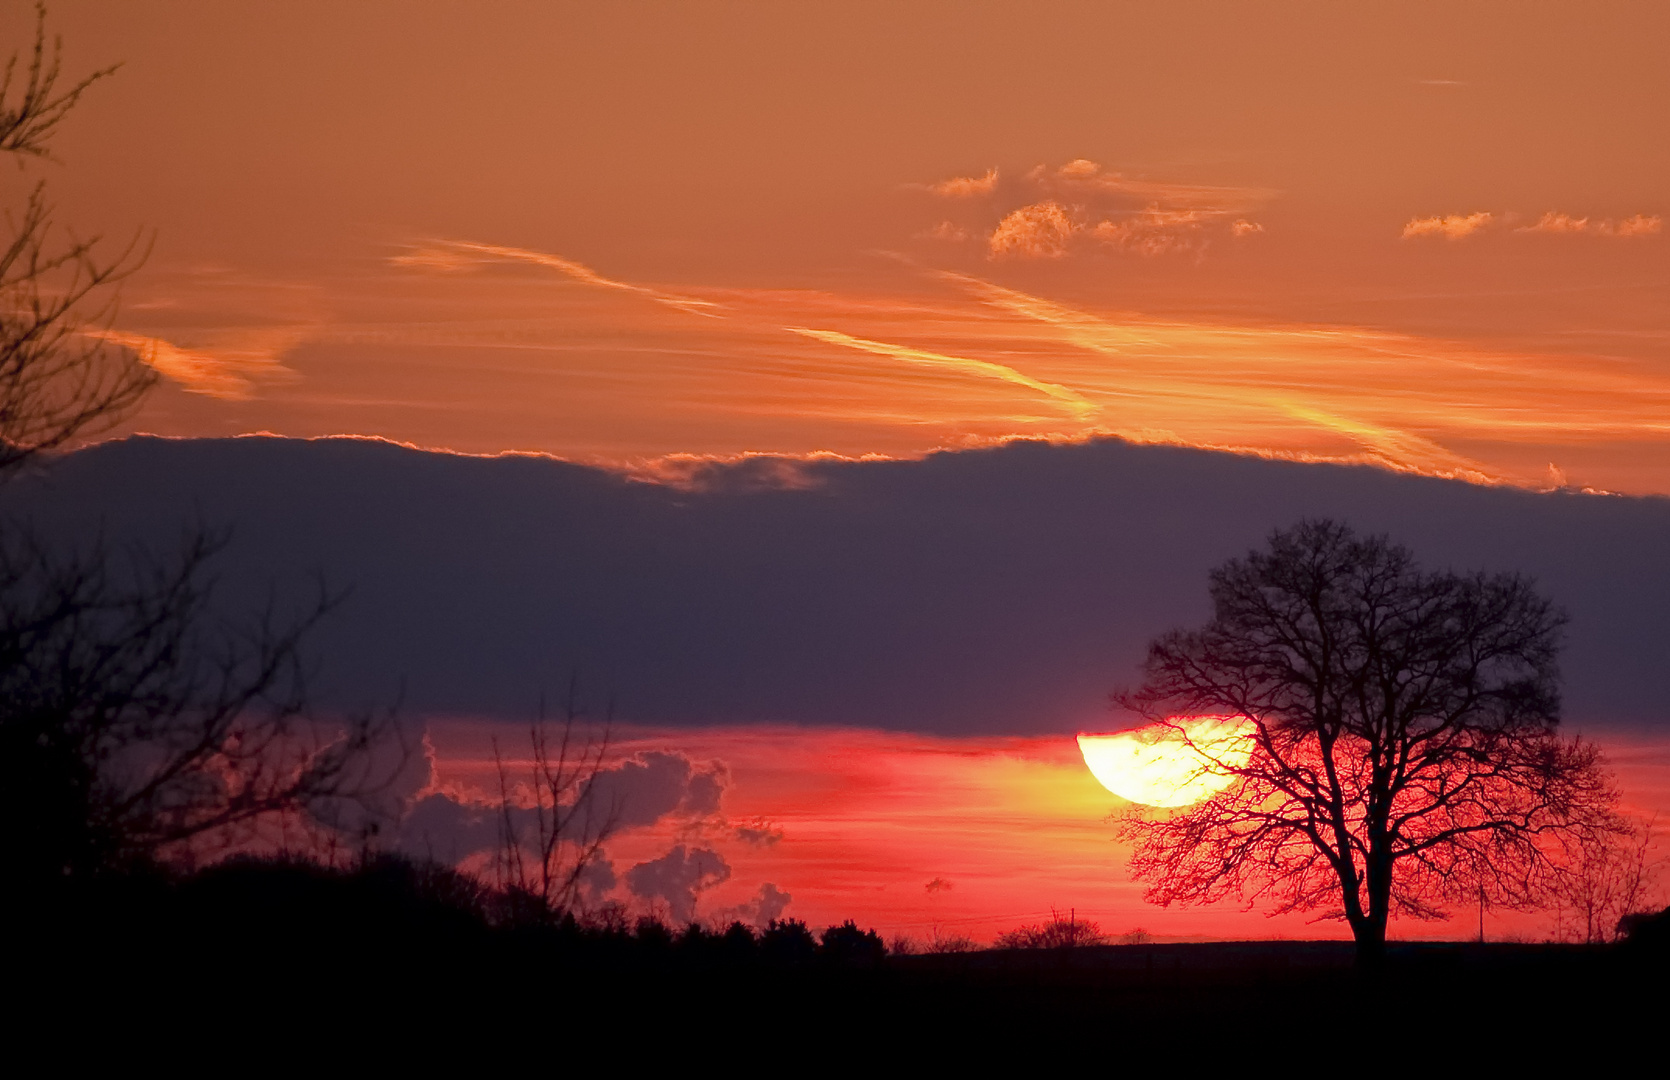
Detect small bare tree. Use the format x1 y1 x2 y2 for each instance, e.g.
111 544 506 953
490 695 621 920
1553 818 1661 944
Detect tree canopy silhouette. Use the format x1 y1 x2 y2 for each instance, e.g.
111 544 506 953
1115 519 1621 965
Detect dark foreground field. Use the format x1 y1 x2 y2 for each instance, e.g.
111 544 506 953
13 858 1666 1063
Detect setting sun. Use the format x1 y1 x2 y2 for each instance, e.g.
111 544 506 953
1078 717 1256 807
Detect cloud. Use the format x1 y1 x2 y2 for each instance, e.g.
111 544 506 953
929 168 998 197
1091 206 1212 257
786 325 1096 419
747 882 791 924
946 161 1274 261
86 329 297 400
391 239 722 318
580 750 727 830
922 220 971 242
707 881 792 927
925 877 953 893
625 844 731 923
733 817 784 847
1614 214 1663 237
1401 212 1495 240
988 201 1076 258
1519 211 1662 237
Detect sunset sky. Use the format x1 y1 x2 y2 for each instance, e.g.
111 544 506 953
19 2 1669 941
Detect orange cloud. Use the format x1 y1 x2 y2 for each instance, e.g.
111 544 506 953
391 239 722 318
1517 211 1663 237
786 326 1096 419
1231 219 1264 238
1401 212 1494 239
988 202 1076 258
1613 213 1663 237
929 168 999 197
1092 206 1211 256
922 220 971 242
86 329 297 400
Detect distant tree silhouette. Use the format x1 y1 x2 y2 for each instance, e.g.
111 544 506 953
819 920 886 965
1115 519 1622 967
761 917 818 964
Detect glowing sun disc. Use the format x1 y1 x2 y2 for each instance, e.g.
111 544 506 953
1077 716 1255 807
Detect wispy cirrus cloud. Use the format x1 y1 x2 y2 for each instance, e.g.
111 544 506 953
928 168 999 197
786 325 1096 420
86 329 297 400
1403 209 1661 240
391 238 723 317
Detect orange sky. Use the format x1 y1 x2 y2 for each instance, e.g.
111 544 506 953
17 3 1669 936
19 1 1670 493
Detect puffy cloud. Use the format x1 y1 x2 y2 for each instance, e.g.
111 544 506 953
388 743 725 869
1091 206 1211 257
1521 211 1591 235
930 168 999 197
709 882 792 927
574 750 727 829
748 882 791 924
988 201 1076 258
1614 214 1663 237
1519 211 1662 237
1401 212 1495 240
625 844 731 923
957 161 1272 260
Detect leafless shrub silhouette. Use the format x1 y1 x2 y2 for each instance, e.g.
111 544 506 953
1115 520 1623 966
924 928 978 954
996 908 1109 949
489 693 620 921
1552 817 1663 943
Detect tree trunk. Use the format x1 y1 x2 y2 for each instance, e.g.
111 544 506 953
1353 918 1388 970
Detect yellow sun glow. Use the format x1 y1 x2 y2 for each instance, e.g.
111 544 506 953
1077 716 1255 807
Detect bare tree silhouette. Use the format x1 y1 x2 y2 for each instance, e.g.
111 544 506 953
0 9 397 902
0 3 151 473
1553 818 1662 943
1115 519 1622 966
490 694 620 921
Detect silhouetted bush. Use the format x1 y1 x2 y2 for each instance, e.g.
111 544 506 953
761 917 818 965
820 920 886 966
